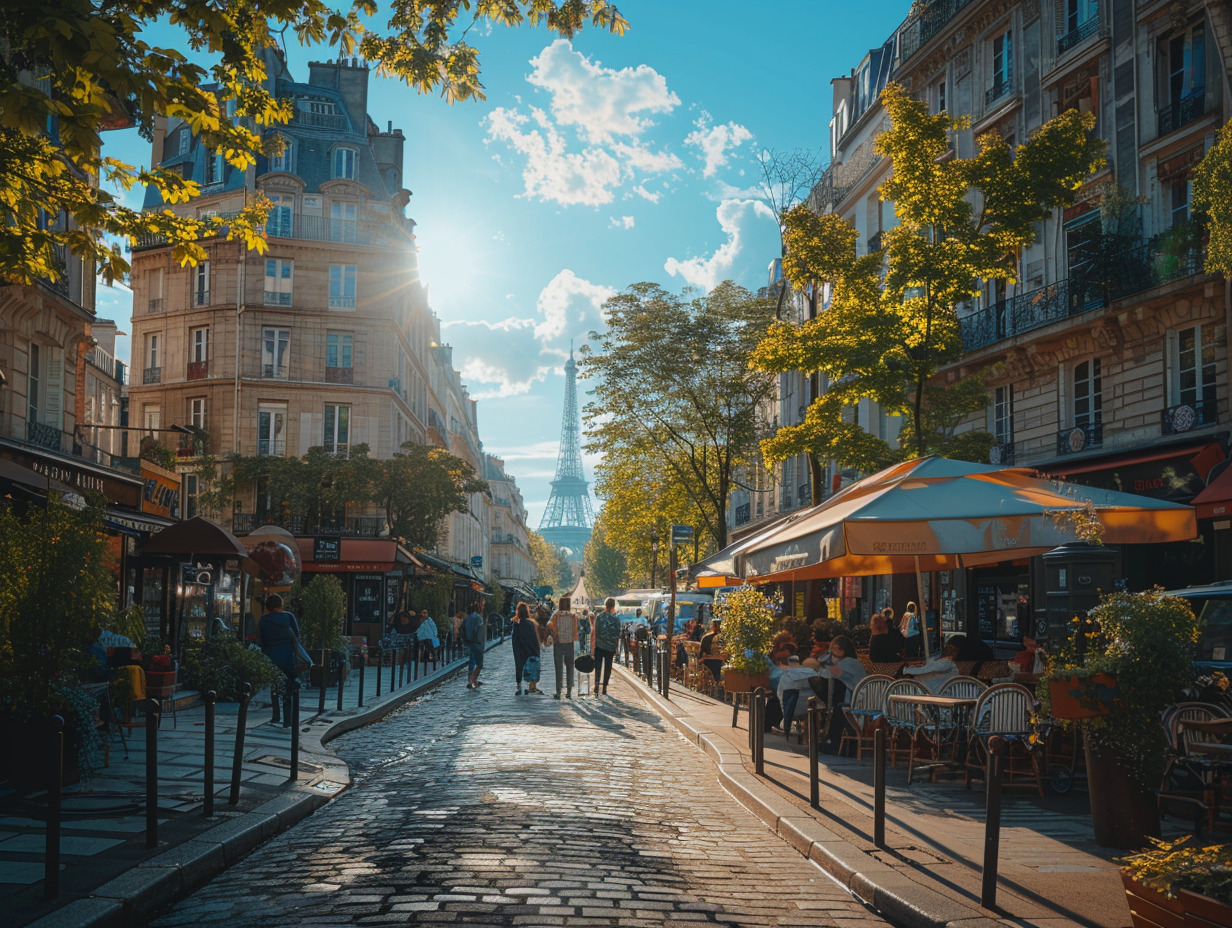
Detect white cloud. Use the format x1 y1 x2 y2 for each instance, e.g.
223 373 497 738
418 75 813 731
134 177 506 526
533 269 615 343
485 41 681 208
609 215 635 229
685 111 754 178
664 198 775 291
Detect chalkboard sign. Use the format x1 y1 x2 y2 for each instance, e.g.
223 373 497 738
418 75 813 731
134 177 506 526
353 573 384 624
976 584 999 639
314 536 341 562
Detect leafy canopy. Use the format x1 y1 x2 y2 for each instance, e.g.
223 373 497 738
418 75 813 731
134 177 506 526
528 531 572 594
1193 120 1232 277
0 0 627 283
582 515 628 598
754 83 1104 468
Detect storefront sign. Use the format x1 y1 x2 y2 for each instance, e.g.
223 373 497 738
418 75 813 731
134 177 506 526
314 536 341 562
140 459 180 518
352 574 384 625
0 442 141 507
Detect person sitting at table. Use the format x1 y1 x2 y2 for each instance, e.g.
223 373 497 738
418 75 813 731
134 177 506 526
777 655 821 733
868 612 906 662
952 633 994 663
904 639 961 693
763 654 792 732
700 619 726 683
818 635 866 752
1013 636 1045 674
769 630 797 665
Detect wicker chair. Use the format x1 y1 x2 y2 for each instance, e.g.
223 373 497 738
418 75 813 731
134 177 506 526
964 682 1042 795
882 678 929 768
867 661 906 679
1158 701 1231 831
838 674 895 762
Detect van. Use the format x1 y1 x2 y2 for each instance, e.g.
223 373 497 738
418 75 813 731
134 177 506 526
1163 581 1232 670
647 591 713 636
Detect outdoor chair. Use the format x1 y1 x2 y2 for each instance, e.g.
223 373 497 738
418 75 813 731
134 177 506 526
955 661 978 677
867 661 906 679
881 678 928 768
964 682 1042 795
144 664 180 729
1158 701 1230 832
839 674 894 762
975 660 1014 684
903 675 989 783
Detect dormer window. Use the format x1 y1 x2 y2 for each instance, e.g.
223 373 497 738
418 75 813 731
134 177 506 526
178 128 190 156
333 147 356 180
269 138 294 173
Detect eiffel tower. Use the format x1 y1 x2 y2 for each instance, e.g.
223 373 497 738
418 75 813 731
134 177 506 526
539 347 595 563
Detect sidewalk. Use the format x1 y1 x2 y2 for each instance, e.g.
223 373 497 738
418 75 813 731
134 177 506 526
615 663 1165 928
4 642 496 928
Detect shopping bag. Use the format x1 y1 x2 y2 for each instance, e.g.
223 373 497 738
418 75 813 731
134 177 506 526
293 637 314 672
523 654 541 683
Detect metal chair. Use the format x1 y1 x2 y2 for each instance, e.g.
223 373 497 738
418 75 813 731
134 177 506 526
882 678 928 768
839 674 895 762
964 682 1042 795
1158 701 1230 832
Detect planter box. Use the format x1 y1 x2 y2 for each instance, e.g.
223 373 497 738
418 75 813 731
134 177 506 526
722 668 771 694
1047 672 1121 720
1121 870 1230 928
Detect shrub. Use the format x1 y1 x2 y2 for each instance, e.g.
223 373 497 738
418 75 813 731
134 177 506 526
181 637 286 701
715 586 775 674
1120 837 1232 904
298 575 348 652
848 623 872 649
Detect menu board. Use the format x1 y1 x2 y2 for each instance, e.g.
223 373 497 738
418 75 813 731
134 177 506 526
314 536 341 562
353 574 384 625
976 584 999 639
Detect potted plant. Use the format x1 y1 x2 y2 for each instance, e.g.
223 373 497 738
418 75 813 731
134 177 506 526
297 576 349 685
1119 837 1232 927
180 636 287 701
715 586 775 694
1038 588 1199 849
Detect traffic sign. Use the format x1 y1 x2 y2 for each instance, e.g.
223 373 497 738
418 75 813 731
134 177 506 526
670 524 693 543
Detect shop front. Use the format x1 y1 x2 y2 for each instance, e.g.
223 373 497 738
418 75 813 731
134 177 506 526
294 537 421 645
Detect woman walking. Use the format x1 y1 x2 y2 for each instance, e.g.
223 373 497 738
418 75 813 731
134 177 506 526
511 602 543 695
546 595 579 699
257 594 300 727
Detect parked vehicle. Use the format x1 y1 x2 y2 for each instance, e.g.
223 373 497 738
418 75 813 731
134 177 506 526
1162 581 1232 671
646 591 713 636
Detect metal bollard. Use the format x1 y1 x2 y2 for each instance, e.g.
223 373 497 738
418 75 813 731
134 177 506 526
229 683 251 805
807 697 820 809
874 726 887 848
413 641 420 681
357 655 366 708
317 661 327 715
271 684 280 724
144 697 161 848
337 652 346 712
44 715 64 899
203 690 216 818
389 647 397 691
289 680 300 781
752 688 765 776
981 736 1008 908
374 647 384 698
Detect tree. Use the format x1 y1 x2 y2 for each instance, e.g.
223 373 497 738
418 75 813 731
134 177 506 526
582 281 776 550
1193 120 1232 276
528 531 571 594
371 443 488 550
230 443 378 529
753 83 1104 468
582 516 627 598
0 0 628 284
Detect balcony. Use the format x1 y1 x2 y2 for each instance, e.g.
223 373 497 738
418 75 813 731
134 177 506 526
262 364 288 380
866 231 883 254
232 513 385 537
1162 399 1217 435
325 366 353 384
1157 91 1206 138
735 503 751 525
985 77 1014 108
193 289 210 307
264 213 395 247
27 419 62 452
290 109 347 131
988 441 1015 466
187 360 209 380
256 438 286 456
329 295 356 310
143 366 162 384
147 298 163 314
898 0 977 62
1057 15 1100 56
1056 422 1103 456
263 290 292 306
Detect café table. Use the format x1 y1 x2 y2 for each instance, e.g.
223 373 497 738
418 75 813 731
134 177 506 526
887 692 979 784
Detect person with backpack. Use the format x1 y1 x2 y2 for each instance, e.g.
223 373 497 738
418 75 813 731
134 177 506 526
511 602 543 695
546 595 579 699
463 603 486 689
593 597 622 696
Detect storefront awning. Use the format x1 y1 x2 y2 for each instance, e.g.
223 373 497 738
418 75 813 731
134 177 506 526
1192 464 1232 519
296 537 420 573
1036 441 1225 503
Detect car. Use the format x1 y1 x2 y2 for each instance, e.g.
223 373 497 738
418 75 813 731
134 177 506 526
1161 581 1232 670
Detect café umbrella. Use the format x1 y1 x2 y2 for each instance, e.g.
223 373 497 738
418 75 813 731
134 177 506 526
738 457 1199 656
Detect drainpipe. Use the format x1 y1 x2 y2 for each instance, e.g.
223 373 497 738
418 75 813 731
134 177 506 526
234 241 244 456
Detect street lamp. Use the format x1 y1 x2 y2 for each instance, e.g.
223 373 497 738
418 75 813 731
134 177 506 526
650 530 660 589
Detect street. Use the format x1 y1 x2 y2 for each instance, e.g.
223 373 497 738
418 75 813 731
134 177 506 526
145 648 889 927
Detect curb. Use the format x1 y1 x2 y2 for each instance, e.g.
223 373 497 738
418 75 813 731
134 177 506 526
616 666 1008 928
27 640 501 928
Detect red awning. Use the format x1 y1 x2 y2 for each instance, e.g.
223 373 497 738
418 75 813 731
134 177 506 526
1047 442 1223 478
1193 466 1232 520
295 537 414 573
1038 441 1224 503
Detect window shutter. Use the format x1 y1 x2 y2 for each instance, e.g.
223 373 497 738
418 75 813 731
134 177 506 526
44 346 63 430
299 411 319 455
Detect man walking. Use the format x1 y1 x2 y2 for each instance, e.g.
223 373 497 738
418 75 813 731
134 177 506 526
464 602 486 689
547 596 579 699
593 597 622 696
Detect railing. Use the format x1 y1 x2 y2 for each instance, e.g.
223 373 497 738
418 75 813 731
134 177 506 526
291 109 347 131
1056 422 1103 455
735 503 750 525
1162 399 1217 435
798 482 810 504
1157 91 1206 138
988 441 1014 466
232 513 385 537
329 295 356 310
187 360 209 380
1057 15 1100 56
147 298 162 314
87 345 115 376
255 438 286 456
325 366 353 384
264 290 292 306
985 77 1014 107
193 289 210 307
867 231 883 253
143 366 162 384
262 364 288 379
898 0 977 62
27 419 63 452
265 214 395 246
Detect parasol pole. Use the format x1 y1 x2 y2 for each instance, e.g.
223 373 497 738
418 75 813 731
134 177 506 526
915 555 931 660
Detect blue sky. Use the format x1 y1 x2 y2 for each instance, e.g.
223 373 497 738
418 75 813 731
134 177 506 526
98 1 911 527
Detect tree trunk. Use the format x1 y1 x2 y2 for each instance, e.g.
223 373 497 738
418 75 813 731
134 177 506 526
808 453 825 505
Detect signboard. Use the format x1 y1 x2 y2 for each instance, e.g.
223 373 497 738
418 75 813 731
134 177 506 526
385 576 401 614
140 459 181 519
352 574 384 626
671 523 693 544
794 592 805 617
313 536 341 562
470 555 483 569
976 583 999 639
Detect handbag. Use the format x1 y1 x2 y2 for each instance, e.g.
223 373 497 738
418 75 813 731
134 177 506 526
574 653 595 674
523 654 541 683
292 634 314 672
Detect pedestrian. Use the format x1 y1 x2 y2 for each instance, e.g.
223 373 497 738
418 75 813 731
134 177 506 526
900 601 923 658
463 602 486 689
417 608 439 669
257 594 301 726
868 611 906 662
511 602 543 695
593 597 621 696
546 595 579 699
391 610 415 638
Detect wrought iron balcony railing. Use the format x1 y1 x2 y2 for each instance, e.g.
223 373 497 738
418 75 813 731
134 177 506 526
985 77 1014 107
1157 91 1206 138
1161 398 1217 435
27 419 63 452
1056 422 1103 456
325 366 353 384
1057 15 1100 56
187 360 209 380
898 0 977 62
143 366 161 384
988 441 1014 466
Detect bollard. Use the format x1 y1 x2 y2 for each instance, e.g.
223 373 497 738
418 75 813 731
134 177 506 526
357 654 366 708
289 680 300 781
807 697 820 809
144 697 161 847
752 688 766 776
271 685 280 724
981 736 1008 908
44 715 64 900
337 652 346 712
389 647 397 691
413 640 420 681
374 647 384 698
874 726 887 848
203 690 216 818
229 683 251 805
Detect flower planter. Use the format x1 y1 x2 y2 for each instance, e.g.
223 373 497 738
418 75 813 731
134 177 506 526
1120 870 1230 928
1086 737 1159 849
1047 672 1121 720
722 668 770 694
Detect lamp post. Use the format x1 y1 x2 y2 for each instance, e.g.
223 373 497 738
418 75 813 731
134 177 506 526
650 531 660 589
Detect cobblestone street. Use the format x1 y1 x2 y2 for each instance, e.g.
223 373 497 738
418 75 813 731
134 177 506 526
146 648 886 927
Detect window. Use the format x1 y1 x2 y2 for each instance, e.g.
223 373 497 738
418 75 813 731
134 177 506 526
194 262 210 306
262 327 290 379
178 128 189 156
206 150 224 185
1074 358 1102 427
333 147 355 179
933 79 946 115
1066 0 1097 33
329 264 357 309
265 193 293 237
269 138 294 173
27 342 40 424
149 267 164 312
143 405 162 434
1171 326 1216 411
146 333 160 369
992 386 1013 442
1170 176 1191 227
264 258 293 305
330 201 357 243
326 333 353 368
257 403 287 456
988 30 1013 103
189 397 207 432
191 327 209 364
324 404 350 455
1167 24 1206 109
183 473 199 520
